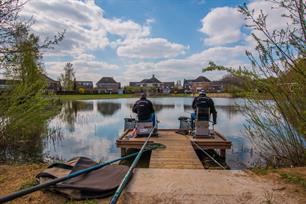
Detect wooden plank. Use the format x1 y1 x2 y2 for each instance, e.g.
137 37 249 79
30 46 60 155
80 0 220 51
116 129 232 151
149 131 204 169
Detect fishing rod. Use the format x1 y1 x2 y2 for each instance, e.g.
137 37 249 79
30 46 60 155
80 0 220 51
190 139 226 169
177 131 225 169
177 116 225 169
109 121 159 204
0 143 163 203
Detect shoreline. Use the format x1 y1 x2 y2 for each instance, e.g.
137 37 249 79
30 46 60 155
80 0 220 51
57 93 233 101
0 163 305 203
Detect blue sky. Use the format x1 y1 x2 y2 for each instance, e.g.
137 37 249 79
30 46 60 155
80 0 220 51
19 0 288 85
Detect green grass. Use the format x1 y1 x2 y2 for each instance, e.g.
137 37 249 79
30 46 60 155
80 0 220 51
279 173 306 189
250 167 277 175
18 178 37 190
56 93 197 101
65 199 98 204
251 167 306 189
0 175 6 184
57 94 136 101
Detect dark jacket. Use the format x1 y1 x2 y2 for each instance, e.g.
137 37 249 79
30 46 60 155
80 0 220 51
132 99 155 121
192 95 217 124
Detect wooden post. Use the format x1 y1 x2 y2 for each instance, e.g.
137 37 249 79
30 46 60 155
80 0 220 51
121 148 127 157
220 149 226 159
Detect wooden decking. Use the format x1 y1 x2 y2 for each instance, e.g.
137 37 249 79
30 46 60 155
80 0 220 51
114 129 234 203
116 129 231 169
149 131 203 169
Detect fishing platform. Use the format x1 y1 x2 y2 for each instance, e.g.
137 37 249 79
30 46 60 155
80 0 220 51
114 128 234 203
116 129 231 169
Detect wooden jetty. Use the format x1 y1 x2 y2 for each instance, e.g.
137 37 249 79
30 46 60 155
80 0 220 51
113 130 300 204
115 129 234 203
116 129 231 168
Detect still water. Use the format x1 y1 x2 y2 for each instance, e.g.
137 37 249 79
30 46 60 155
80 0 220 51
45 97 258 169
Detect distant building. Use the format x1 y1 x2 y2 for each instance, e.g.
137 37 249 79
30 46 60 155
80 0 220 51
208 81 224 93
129 75 174 93
183 76 211 93
43 75 61 93
75 81 94 93
183 76 224 93
96 77 121 94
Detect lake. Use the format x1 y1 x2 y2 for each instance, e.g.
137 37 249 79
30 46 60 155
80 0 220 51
45 97 259 170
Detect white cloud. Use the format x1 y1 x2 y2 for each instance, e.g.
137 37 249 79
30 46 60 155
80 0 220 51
22 0 109 55
245 0 292 46
117 38 188 59
102 18 150 39
122 45 249 84
17 0 292 86
20 0 188 81
45 57 119 83
200 7 244 46
247 0 291 32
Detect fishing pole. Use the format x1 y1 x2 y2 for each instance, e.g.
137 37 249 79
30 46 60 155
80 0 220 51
190 139 226 169
177 116 224 169
0 143 163 203
109 121 159 204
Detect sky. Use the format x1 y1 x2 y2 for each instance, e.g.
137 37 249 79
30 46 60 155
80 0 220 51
19 0 289 85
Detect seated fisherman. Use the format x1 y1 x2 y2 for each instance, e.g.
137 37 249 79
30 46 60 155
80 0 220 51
132 93 156 126
191 89 217 128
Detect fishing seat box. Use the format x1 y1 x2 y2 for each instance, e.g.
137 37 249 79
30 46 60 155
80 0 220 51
195 120 210 137
194 107 213 138
136 121 158 137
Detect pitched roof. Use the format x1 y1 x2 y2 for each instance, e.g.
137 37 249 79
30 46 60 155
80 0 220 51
193 76 211 82
140 75 161 83
97 77 117 84
43 74 58 82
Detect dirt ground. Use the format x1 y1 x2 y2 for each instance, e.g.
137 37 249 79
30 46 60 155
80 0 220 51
0 164 305 204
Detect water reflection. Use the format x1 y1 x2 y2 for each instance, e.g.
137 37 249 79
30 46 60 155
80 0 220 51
59 101 94 132
184 104 244 119
45 97 257 169
126 103 175 113
97 102 121 116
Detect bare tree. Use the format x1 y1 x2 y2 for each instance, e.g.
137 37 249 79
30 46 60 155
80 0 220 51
204 0 306 167
60 62 75 91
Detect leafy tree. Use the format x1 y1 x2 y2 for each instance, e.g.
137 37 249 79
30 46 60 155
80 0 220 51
219 74 249 94
60 62 75 91
0 25 62 162
124 86 143 94
0 0 64 162
203 0 306 167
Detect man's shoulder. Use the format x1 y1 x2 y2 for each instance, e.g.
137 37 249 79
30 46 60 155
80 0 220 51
137 99 152 103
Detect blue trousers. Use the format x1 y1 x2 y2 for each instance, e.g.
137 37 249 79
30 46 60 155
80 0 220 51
191 112 196 129
151 113 156 127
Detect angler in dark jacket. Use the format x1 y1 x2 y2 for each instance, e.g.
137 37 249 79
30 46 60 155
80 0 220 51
132 93 156 125
191 89 217 127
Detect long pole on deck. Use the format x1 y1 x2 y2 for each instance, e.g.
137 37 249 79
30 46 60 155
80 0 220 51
109 123 157 204
0 144 160 203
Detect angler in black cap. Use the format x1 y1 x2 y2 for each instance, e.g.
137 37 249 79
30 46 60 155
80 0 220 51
132 92 156 125
191 89 217 128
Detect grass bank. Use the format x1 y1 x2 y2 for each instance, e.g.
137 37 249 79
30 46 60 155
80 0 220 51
57 93 233 101
0 164 109 204
251 167 306 190
1 164 305 203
